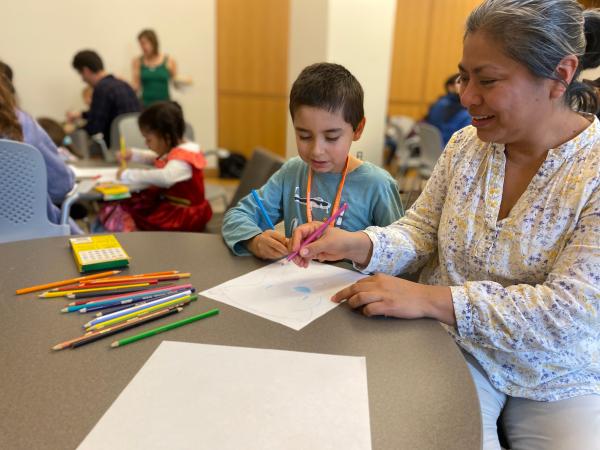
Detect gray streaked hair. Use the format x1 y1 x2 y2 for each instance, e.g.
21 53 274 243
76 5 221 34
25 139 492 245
465 0 600 114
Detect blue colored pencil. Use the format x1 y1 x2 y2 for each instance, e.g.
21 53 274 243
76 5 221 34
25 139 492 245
81 298 151 315
61 284 193 313
83 290 192 329
251 189 275 230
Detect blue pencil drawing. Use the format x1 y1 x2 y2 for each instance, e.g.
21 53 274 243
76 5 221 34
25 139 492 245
200 261 367 330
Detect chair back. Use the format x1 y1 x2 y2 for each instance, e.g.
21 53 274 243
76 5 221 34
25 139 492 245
417 123 444 177
228 147 285 209
69 129 92 159
0 139 69 243
110 113 196 149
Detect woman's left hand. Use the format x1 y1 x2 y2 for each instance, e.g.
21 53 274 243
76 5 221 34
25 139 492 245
332 274 456 325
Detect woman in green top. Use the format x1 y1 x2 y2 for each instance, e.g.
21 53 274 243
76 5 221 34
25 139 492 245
132 29 177 107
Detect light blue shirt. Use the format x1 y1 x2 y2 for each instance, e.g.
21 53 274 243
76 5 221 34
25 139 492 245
223 157 404 256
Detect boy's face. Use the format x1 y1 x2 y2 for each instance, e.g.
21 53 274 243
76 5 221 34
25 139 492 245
293 106 364 173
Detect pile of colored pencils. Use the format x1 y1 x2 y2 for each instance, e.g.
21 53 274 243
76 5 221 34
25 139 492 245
16 270 218 350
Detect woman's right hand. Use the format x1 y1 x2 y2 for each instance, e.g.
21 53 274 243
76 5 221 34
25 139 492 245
288 223 373 268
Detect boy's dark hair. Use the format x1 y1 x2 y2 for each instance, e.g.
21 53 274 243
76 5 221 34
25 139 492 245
138 101 185 149
289 63 364 130
138 29 160 56
37 117 66 147
444 73 460 92
72 50 104 73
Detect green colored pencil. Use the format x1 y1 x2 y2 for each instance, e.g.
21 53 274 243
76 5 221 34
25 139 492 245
110 308 220 348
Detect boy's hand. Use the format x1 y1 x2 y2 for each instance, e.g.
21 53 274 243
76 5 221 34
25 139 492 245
246 230 289 260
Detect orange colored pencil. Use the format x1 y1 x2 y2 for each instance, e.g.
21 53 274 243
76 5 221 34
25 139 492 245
15 270 121 295
50 279 159 292
84 273 190 285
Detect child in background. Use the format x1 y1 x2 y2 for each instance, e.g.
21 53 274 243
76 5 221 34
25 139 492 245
37 117 80 162
100 101 212 232
222 62 404 259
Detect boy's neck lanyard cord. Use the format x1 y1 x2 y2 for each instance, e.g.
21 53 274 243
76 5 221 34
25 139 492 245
306 156 349 226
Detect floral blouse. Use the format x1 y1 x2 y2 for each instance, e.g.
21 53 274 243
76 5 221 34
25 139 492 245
361 119 600 401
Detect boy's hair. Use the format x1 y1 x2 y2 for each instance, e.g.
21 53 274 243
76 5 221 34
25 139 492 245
138 101 185 149
72 50 104 73
138 29 160 56
444 73 460 92
289 63 364 130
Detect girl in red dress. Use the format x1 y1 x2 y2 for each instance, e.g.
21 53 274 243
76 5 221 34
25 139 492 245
102 101 212 232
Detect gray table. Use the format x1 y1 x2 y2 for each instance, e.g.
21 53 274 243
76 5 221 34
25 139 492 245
0 232 481 450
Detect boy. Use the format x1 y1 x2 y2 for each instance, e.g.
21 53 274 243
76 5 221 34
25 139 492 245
222 62 403 259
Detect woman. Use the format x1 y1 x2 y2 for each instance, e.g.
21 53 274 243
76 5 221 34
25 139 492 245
0 73 80 234
132 29 177 107
290 1 600 448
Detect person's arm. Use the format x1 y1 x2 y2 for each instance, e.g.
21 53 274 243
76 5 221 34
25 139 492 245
131 58 141 93
222 167 287 256
83 85 110 137
17 111 75 203
120 159 191 188
167 55 177 80
451 188 600 353
129 148 159 165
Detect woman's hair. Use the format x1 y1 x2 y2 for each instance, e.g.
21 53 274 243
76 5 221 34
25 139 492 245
0 73 23 141
465 0 600 114
138 101 185 149
138 29 159 56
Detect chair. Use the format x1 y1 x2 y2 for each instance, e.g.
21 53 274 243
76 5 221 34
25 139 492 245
109 113 195 150
204 147 285 233
416 122 444 178
68 129 92 159
0 139 70 243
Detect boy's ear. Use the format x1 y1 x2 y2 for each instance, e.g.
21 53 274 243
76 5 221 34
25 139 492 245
352 117 366 141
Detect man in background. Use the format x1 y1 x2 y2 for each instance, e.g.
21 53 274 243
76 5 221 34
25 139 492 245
67 50 140 146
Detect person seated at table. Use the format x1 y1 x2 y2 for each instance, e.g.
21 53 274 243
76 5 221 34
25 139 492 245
222 62 404 260
424 73 471 146
289 1 600 448
67 50 141 147
0 72 81 234
98 101 212 232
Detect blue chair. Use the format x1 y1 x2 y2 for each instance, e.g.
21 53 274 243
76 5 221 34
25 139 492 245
0 139 70 243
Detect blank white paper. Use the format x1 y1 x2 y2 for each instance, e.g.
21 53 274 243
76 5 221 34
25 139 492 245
200 261 366 330
78 341 371 450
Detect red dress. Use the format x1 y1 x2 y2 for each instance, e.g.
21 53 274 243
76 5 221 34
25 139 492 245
120 146 213 232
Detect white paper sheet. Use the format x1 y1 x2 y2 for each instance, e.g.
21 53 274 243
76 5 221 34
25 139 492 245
69 166 120 183
200 261 366 330
78 341 371 450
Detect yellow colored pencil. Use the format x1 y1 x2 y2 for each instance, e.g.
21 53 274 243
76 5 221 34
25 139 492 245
120 136 127 170
38 282 151 298
86 294 194 331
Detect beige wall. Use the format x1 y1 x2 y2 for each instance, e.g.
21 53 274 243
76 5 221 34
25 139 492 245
0 0 217 149
286 0 397 166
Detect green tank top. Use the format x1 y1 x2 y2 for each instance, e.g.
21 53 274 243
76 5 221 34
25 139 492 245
140 56 170 107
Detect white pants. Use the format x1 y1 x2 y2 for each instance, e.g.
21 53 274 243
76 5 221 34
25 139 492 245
464 352 600 450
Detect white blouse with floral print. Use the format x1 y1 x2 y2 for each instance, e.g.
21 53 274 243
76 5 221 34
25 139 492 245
361 119 600 401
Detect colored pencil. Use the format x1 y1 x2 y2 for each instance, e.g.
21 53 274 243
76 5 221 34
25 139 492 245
91 301 151 316
68 283 190 307
15 270 121 295
286 202 349 262
84 290 192 328
52 307 182 351
83 273 190 285
87 294 197 331
111 308 220 348
62 284 191 313
73 308 181 349
49 279 159 292
67 285 153 300
251 189 275 230
120 136 127 170
39 283 151 299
